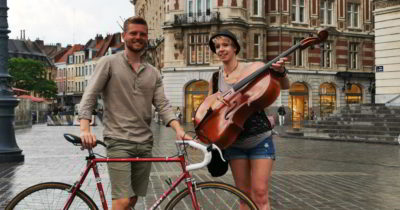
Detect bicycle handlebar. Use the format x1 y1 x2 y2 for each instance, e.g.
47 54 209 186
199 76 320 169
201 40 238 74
63 133 107 147
175 140 226 171
63 133 226 171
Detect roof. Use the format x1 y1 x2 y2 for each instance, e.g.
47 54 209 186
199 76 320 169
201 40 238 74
55 44 84 63
18 95 45 102
8 39 54 66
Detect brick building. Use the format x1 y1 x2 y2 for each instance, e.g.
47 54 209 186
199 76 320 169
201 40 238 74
133 0 375 125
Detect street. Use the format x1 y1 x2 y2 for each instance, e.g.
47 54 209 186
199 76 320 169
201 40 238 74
1 122 400 209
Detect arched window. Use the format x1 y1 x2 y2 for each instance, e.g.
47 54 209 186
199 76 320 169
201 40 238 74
320 83 336 117
345 84 362 104
185 80 209 123
289 82 309 123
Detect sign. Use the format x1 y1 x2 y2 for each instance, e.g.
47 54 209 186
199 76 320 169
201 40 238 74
376 66 384 72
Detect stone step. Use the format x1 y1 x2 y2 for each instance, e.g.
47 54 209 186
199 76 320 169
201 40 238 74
283 133 399 144
318 116 400 123
333 113 400 118
301 129 399 144
303 124 400 133
311 128 399 137
307 120 400 127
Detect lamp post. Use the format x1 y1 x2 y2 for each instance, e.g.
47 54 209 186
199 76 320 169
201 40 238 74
0 0 24 162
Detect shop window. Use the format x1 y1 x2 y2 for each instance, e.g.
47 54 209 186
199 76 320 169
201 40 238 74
319 83 336 117
345 84 362 104
185 80 209 123
289 82 309 125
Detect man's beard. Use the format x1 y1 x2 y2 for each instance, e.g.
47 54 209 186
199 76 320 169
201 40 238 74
126 40 147 53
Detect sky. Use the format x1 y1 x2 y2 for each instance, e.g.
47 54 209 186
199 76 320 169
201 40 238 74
8 0 135 47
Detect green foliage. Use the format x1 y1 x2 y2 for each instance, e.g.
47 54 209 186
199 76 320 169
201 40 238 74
9 58 57 98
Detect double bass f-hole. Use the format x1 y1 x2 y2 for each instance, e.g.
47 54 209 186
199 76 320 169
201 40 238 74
224 101 238 120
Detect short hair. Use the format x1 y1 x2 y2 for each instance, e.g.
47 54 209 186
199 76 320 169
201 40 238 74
212 36 237 52
123 16 148 32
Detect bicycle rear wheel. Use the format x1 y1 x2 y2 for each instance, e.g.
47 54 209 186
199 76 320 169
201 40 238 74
165 181 258 210
5 182 98 210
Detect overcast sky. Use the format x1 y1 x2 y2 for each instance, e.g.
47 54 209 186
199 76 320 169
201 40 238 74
8 0 134 47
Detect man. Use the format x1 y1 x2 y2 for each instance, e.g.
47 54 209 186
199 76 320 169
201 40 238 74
277 105 286 126
79 16 191 210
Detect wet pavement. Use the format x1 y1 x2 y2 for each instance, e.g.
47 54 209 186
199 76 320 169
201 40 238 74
1 122 400 209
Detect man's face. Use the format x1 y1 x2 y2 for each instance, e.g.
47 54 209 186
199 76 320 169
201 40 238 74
123 23 148 53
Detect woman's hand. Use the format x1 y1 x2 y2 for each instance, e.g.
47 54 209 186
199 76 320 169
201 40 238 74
271 57 288 73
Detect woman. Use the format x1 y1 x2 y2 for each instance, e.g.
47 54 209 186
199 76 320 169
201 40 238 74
208 30 290 210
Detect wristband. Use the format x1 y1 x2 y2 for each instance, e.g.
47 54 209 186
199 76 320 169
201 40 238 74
270 67 288 78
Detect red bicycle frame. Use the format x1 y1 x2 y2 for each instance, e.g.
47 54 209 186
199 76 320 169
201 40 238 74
64 152 200 210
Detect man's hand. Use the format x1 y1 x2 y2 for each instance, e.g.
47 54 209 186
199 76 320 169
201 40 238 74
271 57 288 73
169 120 193 140
80 119 97 149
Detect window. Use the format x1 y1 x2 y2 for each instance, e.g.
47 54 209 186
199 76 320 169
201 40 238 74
253 0 261 16
348 43 358 69
292 38 303 66
188 0 211 18
68 55 73 64
291 0 305 23
188 0 193 17
189 34 210 64
321 42 332 68
254 34 261 59
347 3 359 28
320 0 333 25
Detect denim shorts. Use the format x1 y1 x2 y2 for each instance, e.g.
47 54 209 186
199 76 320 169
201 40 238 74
224 136 276 160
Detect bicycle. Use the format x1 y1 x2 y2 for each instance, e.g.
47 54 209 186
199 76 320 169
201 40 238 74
6 133 258 210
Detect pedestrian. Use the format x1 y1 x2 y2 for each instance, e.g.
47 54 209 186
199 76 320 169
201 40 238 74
78 16 192 210
208 30 290 210
175 107 182 122
277 105 286 126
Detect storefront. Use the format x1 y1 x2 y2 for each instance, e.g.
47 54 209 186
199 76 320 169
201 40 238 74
184 80 209 123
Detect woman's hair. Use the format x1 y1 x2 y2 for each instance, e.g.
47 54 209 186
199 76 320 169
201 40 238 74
211 36 237 52
123 16 148 32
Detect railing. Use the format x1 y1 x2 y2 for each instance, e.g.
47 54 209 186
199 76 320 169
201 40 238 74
387 94 400 106
174 11 220 25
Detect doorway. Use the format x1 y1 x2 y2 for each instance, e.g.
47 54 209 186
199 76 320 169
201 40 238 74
185 80 209 123
320 83 336 117
289 82 309 124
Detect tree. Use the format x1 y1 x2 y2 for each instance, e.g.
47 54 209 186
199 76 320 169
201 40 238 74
8 58 57 98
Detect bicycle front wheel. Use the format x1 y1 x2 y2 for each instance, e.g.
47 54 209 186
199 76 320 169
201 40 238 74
165 181 258 210
5 182 98 210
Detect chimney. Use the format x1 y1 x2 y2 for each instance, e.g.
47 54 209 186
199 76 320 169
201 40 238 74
95 34 103 44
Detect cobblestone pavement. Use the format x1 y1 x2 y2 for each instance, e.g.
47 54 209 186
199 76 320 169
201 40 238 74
1 122 400 209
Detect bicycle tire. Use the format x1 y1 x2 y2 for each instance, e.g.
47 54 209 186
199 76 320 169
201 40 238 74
5 182 98 210
165 181 258 210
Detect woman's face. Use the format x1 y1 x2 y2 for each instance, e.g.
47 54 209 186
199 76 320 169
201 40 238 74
213 36 237 62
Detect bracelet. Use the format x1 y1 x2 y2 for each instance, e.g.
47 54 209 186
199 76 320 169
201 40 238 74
270 67 288 78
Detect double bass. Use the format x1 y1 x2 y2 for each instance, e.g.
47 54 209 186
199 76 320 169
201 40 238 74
193 29 328 149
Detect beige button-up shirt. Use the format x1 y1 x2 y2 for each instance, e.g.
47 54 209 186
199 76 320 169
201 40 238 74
79 51 175 143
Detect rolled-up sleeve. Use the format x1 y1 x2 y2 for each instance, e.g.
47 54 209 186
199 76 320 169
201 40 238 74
152 71 176 126
79 58 110 121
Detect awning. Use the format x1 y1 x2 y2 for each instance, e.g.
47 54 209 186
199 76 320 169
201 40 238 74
12 87 30 93
18 95 45 102
336 72 375 79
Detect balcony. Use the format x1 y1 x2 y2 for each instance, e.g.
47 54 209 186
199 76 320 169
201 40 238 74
174 11 220 25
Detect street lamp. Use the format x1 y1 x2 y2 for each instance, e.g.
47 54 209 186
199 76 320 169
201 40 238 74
0 0 24 162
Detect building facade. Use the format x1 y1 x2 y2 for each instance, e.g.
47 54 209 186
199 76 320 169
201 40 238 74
54 33 124 109
374 0 400 105
134 0 375 125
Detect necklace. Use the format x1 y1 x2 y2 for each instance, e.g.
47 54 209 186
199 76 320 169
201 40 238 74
224 61 239 78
